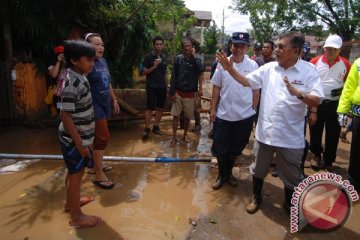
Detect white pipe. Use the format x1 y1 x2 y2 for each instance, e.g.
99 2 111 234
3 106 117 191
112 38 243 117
0 153 212 163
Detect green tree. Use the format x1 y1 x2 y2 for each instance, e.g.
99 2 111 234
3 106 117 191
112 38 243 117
0 0 98 70
202 20 221 54
232 0 360 41
150 1 196 61
0 0 190 88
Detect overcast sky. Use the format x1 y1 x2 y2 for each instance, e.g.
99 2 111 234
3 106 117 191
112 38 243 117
184 0 252 35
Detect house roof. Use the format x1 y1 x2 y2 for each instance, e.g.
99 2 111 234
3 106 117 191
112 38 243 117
193 11 212 21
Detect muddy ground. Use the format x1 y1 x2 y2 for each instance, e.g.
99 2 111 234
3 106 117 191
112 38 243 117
0 116 359 240
0 79 359 240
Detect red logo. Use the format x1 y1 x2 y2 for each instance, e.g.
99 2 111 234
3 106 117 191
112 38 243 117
300 182 351 230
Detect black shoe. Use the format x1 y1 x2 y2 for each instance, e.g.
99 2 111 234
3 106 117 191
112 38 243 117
325 164 334 172
310 156 324 171
246 176 264 214
246 195 262 214
283 201 291 213
228 175 239 187
284 187 294 214
271 167 278 177
212 177 226 190
152 125 163 135
142 128 150 140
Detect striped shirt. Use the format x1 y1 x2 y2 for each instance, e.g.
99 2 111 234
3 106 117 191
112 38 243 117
59 69 95 147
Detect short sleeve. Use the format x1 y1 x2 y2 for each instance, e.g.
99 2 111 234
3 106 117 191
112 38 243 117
59 78 81 112
211 64 223 87
246 67 264 90
305 68 324 99
142 54 152 69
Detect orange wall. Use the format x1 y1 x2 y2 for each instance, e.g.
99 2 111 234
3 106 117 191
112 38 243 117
14 63 48 120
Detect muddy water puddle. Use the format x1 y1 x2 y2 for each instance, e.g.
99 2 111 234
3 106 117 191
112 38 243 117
0 159 222 240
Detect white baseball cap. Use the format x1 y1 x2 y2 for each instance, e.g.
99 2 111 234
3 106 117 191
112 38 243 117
323 35 342 49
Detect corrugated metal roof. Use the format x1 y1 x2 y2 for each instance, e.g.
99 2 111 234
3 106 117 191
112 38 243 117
193 11 212 21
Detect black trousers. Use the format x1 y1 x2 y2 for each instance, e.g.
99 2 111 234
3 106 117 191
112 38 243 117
349 115 360 191
309 100 341 166
212 115 255 178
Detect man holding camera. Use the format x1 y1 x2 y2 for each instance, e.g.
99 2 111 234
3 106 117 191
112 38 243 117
309 34 351 171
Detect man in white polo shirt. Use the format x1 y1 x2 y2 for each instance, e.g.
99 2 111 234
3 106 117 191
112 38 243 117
309 35 351 171
216 31 324 214
210 32 259 190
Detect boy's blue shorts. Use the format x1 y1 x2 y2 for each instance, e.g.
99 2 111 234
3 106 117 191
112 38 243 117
60 140 94 174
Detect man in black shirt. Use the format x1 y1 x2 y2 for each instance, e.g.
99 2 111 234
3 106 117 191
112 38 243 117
142 36 167 140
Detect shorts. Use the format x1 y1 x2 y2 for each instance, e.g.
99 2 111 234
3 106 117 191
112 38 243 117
171 93 195 120
194 93 201 112
60 139 94 174
146 86 167 110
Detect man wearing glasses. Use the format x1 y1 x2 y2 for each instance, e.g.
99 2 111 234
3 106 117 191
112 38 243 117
216 32 324 214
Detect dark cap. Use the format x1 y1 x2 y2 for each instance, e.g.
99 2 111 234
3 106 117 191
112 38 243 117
231 32 250 45
254 42 262 49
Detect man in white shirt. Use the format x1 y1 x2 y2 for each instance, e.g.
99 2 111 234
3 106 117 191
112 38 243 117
210 32 259 190
309 35 351 171
216 31 324 214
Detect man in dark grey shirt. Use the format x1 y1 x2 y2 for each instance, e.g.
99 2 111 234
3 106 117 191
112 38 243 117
169 38 204 147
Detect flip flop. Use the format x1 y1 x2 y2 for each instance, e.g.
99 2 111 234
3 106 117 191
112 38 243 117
92 179 114 189
169 138 177 148
64 196 95 212
182 135 191 143
87 165 113 174
69 217 103 228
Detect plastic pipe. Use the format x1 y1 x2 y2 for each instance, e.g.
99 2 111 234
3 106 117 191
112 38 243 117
0 153 212 163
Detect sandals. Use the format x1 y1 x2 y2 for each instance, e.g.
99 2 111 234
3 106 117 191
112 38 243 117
87 164 113 174
339 131 350 143
92 178 114 189
169 135 191 147
169 138 177 148
183 135 191 143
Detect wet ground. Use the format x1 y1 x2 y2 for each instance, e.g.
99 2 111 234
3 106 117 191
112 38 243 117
0 116 359 240
0 79 359 240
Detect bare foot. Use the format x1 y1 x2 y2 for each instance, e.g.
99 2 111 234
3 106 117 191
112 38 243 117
64 196 94 212
69 214 103 228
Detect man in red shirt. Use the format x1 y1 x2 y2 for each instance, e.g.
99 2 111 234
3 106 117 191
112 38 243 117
309 34 351 171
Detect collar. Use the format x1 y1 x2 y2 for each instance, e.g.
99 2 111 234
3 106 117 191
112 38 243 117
69 69 86 80
152 51 162 58
276 58 302 72
321 54 340 67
